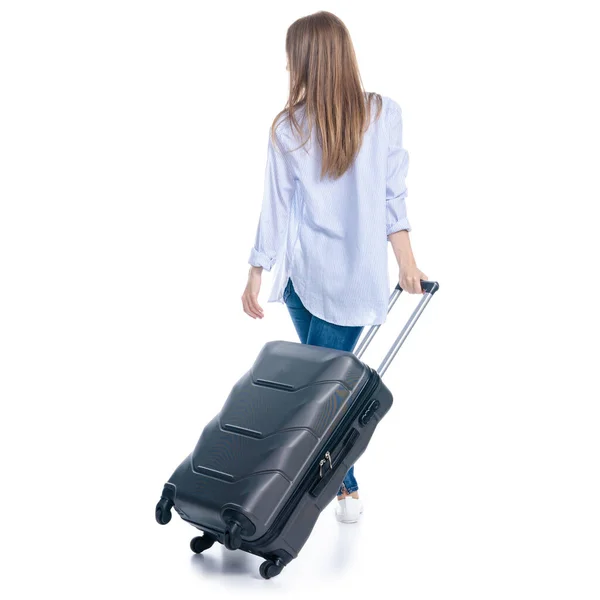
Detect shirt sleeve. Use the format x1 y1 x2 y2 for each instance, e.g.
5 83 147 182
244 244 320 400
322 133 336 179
248 127 295 271
385 101 411 236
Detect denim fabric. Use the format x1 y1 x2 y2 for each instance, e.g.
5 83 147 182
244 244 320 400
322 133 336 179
283 278 362 496
339 466 358 495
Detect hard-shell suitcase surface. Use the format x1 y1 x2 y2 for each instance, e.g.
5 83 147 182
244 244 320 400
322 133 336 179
156 281 439 579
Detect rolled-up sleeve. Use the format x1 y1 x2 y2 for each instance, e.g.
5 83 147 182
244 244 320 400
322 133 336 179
385 101 411 236
248 127 295 271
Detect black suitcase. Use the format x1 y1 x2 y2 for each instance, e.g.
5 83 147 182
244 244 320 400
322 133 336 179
156 281 439 579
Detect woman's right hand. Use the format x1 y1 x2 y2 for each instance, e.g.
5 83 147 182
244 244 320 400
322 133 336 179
389 230 428 294
399 263 428 294
242 266 265 319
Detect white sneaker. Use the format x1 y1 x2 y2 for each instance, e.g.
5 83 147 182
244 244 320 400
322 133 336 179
334 497 364 524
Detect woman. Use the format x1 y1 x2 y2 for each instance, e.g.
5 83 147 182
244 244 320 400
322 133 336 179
242 11 427 524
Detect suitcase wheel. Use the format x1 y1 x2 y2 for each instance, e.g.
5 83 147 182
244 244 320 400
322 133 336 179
223 521 242 551
155 497 173 525
190 534 215 554
259 559 284 580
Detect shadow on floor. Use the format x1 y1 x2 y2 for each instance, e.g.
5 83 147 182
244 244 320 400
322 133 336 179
330 517 362 571
190 545 259 579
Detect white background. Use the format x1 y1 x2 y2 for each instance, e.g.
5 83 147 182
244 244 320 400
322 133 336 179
1 1 599 598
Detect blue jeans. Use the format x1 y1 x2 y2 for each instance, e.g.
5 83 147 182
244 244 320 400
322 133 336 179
283 278 363 496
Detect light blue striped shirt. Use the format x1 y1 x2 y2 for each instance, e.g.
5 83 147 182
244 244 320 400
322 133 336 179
248 95 411 327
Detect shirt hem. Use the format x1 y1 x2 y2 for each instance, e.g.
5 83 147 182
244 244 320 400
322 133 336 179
287 275 387 327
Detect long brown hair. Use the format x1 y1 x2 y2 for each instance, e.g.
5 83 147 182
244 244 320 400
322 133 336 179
271 11 382 180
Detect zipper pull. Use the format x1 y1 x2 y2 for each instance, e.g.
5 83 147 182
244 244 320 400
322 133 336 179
319 451 332 477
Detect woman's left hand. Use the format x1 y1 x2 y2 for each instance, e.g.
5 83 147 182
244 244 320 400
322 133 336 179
242 266 265 319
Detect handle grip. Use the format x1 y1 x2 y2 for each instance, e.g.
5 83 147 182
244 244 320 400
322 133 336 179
395 280 440 295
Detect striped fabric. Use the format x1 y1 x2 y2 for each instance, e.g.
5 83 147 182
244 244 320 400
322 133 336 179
248 94 411 326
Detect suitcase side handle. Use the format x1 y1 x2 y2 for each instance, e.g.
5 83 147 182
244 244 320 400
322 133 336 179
354 280 439 377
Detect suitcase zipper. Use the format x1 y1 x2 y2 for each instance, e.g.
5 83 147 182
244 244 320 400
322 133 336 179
252 367 380 547
318 451 332 477
309 427 360 497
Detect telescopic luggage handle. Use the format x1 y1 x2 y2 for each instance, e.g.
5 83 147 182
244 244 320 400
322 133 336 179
354 280 439 377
